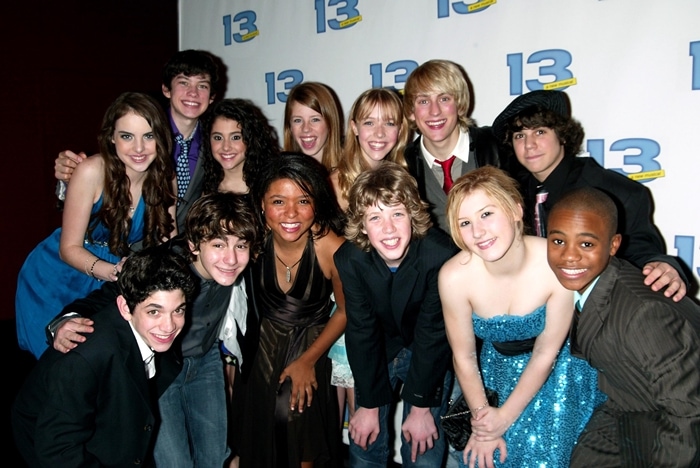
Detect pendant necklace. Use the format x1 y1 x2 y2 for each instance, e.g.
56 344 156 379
275 253 303 283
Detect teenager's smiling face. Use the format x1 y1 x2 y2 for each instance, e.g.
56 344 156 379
547 207 621 294
262 178 316 244
362 202 412 269
118 290 187 353
210 117 246 174
189 235 250 286
112 112 157 175
456 189 520 263
409 92 460 150
351 103 399 168
162 73 214 121
511 126 565 183
289 103 329 163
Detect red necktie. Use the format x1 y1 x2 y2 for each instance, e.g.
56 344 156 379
436 155 456 194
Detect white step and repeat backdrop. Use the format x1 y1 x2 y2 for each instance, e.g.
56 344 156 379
180 0 700 297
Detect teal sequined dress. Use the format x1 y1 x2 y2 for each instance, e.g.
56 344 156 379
470 305 605 467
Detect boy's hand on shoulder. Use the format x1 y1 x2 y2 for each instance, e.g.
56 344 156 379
53 317 94 353
642 261 686 302
54 150 86 181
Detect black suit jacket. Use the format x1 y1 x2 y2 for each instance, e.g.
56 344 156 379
404 125 500 232
46 237 260 381
334 228 459 408
570 257 700 467
13 307 180 467
516 155 689 284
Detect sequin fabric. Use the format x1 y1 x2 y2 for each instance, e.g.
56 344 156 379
471 305 606 467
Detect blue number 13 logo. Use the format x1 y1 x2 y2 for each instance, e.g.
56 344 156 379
507 50 574 94
223 11 258 45
315 0 360 33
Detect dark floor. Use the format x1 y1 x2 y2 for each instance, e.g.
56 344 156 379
4 318 36 466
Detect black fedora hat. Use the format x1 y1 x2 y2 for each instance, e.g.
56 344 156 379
492 90 570 143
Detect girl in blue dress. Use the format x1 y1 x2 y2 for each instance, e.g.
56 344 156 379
439 166 605 467
16 92 177 358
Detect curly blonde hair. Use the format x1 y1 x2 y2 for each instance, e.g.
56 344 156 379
344 162 431 252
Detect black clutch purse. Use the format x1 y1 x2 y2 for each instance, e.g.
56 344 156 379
440 388 499 451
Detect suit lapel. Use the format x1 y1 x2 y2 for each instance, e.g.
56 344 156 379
111 313 151 407
578 258 621 359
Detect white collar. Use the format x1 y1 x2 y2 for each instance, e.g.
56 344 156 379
128 321 155 379
419 127 470 166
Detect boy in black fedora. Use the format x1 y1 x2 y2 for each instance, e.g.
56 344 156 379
492 89 688 302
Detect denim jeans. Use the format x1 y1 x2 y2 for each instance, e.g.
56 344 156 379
348 347 452 467
153 343 229 467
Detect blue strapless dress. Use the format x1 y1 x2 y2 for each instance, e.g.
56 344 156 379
15 195 145 358
471 306 606 467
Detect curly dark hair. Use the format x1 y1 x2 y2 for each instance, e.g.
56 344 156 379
91 92 176 256
200 98 280 195
118 245 197 311
501 106 585 161
251 152 344 239
344 162 431 252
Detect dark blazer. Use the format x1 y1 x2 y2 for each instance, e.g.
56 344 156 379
516 155 689 285
233 266 260 380
13 307 181 467
570 257 700 467
334 228 459 409
46 237 260 381
404 125 500 233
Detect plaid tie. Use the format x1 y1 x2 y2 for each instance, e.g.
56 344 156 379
175 134 191 204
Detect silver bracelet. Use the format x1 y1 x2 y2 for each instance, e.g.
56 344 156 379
470 401 490 413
